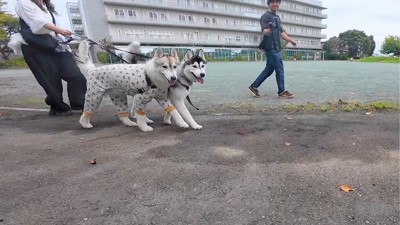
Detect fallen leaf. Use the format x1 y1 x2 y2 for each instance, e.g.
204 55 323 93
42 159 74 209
340 185 354 192
0 113 3 116
284 142 292 146
89 159 97 164
285 116 293 120
365 112 372 115
80 138 85 140
352 142 357 146
236 131 245 136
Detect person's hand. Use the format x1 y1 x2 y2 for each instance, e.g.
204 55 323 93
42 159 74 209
268 22 274 30
289 39 297 47
57 29 72 37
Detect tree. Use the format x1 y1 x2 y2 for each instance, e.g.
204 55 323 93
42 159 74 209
381 35 400 57
323 36 347 60
339 29 375 58
0 0 19 60
367 35 375 56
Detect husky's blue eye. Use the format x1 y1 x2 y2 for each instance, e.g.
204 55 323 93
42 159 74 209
193 65 198 68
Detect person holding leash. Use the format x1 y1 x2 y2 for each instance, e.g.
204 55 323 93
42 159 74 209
248 0 296 98
14 0 86 116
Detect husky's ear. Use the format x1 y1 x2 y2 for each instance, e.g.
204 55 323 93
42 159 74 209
154 48 163 58
184 49 193 61
197 49 205 59
170 48 179 60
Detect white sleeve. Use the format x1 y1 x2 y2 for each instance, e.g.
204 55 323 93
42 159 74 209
15 0 54 34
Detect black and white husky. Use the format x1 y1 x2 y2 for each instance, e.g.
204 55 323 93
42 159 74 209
131 49 207 130
77 40 188 131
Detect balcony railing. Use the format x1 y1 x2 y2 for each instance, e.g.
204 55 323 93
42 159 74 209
281 17 327 29
104 0 326 21
279 5 327 19
107 15 326 38
107 15 261 33
111 35 322 50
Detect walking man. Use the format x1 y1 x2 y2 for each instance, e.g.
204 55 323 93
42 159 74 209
249 0 296 98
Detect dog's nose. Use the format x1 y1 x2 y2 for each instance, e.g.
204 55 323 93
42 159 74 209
171 76 177 81
200 73 205 77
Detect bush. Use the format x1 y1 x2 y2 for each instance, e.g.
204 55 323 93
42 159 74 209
0 57 28 68
97 51 110 64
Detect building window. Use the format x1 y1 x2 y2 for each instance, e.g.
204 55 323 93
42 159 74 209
203 17 210 24
127 10 137 19
114 9 125 18
202 1 215 9
149 12 158 20
177 0 191 6
235 35 241 42
205 33 211 40
212 18 217 24
75 30 84 35
178 14 186 22
71 19 82 24
161 13 169 21
69 8 79 14
188 15 194 23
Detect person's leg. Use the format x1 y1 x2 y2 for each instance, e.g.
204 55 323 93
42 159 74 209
250 50 275 88
21 45 71 113
57 52 87 110
273 51 285 95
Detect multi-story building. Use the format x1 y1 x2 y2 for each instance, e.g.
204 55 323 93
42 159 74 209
67 0 327 60
66 2 85 36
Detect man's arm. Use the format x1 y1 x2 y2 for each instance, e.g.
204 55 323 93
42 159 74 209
281 32 296 46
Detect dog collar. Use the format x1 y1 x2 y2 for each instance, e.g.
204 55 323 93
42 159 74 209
177 79 189 90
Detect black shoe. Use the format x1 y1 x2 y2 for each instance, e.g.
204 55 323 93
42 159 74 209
49 109 73 116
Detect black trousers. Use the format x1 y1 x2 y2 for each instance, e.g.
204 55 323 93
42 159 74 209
21 44 87 111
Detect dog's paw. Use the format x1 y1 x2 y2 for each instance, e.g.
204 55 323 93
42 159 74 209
120 117 137 127
146 118 154 124
177 121 189 129
192 124 203 130
125 121 138 127
163 120 172 125
79 115 93 129
80 123 93 129
139 126 154 132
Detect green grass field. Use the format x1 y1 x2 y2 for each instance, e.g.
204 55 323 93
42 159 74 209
356 56 400 63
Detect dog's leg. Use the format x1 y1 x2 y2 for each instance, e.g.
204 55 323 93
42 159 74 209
131 94 153 124
136 111 153 132
165 106 189 129
172 99 202 130
79 88 105 129
163 112 172 125
108 90 137 127
80 111 93 129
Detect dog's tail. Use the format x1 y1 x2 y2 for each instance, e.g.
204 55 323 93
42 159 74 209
123 41 142 64
77 39 96 77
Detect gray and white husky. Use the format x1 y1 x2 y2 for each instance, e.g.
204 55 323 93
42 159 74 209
77 40 188 131
131 49 207 130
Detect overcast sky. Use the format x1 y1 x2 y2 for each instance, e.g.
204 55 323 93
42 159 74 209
5 0 400 53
